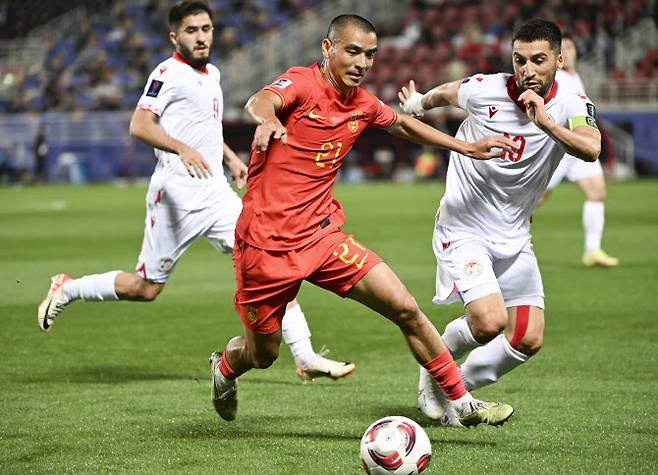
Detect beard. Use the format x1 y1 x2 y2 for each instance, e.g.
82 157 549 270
178 43 210 68
517 71 556 98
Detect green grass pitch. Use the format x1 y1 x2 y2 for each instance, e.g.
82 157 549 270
1 180 657 473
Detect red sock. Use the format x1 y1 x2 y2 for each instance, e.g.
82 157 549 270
422 350 467 400
219 351 241 380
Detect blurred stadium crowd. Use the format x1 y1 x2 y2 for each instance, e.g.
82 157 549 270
0 0 656 184
0 0 655 113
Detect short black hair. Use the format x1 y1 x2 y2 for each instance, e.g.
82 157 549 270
512 18 562 53
168 1 212 30
326 14 376 41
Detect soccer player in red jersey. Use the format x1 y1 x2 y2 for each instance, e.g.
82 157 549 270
209 14 517 427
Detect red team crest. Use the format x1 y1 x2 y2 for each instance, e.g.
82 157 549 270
348 110 364 132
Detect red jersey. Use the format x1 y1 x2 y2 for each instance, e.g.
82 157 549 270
235 63 397 250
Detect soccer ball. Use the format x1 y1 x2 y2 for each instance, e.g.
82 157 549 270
359 416 432 474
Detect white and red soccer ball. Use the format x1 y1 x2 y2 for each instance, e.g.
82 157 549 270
359 416 432 474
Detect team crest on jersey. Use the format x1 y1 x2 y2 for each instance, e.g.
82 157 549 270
146 80 164 97
246 305 258 322
271 78 292 89
348 110 363 133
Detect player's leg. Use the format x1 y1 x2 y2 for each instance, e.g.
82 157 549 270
459 242 545 390
210 327 282 421
346 262 513 427
38 189 199 331
576 173 619 267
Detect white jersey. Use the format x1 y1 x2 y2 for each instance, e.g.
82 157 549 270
439 72 596 254
137 53 231 211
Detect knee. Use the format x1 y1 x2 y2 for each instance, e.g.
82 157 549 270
515 333 543 356
250 346 279 369
469 309 507 343
137 281 162 302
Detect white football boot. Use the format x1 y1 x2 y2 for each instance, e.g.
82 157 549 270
295 347 355 382
37 274 72 332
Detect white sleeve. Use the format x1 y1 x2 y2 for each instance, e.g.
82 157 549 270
136 69 179 116
563 91 598 129
456 74 489 112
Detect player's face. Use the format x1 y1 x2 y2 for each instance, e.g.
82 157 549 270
170 12 214 68
322 27 377 92
512 40 563 97
561 38 577 70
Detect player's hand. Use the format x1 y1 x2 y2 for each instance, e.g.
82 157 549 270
518 89 554 130
253 119 288 153
463 136 519 160
398 80 425 117
179 146 212 178
226 156 248 189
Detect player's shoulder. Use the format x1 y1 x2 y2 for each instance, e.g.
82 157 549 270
461 72 508 87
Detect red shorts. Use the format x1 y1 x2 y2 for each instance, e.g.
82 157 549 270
233 229 383 334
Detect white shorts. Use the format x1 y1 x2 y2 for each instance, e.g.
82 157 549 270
433 225 544 309
135 187 243 283
547 154 603 190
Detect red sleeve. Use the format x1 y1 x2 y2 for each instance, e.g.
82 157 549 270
368 97 398 128
262 67 312 112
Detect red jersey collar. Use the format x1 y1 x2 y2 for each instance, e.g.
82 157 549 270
506 75 558 112
172 52 208 75
312 63 357 102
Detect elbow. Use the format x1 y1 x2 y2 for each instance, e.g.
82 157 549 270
586 143 601 162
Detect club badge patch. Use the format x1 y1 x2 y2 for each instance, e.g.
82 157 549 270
464 260 483 278
146 80 164 98
270 78 292 89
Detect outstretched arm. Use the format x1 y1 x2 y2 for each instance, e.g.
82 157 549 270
244 90 288 153
386 114 517 160
129 108 212 178
519 90 600 162
223 143 247 189
398 79 462 116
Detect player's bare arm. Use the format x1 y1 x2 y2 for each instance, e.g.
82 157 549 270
398 79 462 116
129 108 212 178
385 114 517 160
244 90 288 153
518 89 601 162
223 143 247 189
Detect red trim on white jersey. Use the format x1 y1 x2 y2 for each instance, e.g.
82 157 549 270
136 103 162 115
172 52 208 75
506 76 559 112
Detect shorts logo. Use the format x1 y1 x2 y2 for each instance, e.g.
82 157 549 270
157 257 174 272
246 305 258 322
348 110 363 133
464 260 483 278
146 80 164 97
270 78 292 89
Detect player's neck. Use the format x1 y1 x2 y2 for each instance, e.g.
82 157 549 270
320 64 355 97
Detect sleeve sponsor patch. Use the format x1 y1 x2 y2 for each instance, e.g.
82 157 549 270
146 80 164 98
270 78 292 89
586 103 596 118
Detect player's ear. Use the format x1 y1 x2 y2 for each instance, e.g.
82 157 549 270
556 52 564 70
169 31 177 49
321 38 332 60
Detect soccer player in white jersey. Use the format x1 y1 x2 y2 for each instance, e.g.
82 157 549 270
539 33 618 267
399 18 602 425
36 0 354 382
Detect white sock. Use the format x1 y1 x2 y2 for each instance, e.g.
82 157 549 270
442 315 480 360
583 200 604 253
281 303 315 363
460 334 529 391
62 271 120 302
